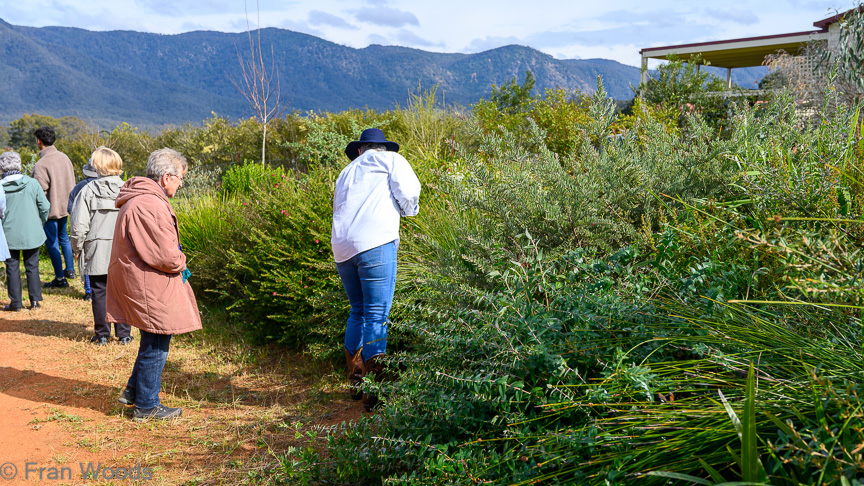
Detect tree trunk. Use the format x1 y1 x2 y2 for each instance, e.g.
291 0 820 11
261 123 267 165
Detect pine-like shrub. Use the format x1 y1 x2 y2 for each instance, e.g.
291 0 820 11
220 162 285 196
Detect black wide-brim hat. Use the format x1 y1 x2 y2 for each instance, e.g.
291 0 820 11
344 128 400 160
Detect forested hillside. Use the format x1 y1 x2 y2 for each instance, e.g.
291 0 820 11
1 19 765 127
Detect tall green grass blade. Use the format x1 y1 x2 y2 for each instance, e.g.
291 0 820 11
646 471 712 484
742 362 758 483
718 389 743 439
699 458 726 484
726 445 743 476
762 410 795 437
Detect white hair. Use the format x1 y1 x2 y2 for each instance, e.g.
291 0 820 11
0 151 22 173
146 148 187 182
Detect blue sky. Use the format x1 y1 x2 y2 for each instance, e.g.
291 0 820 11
0 0 850 66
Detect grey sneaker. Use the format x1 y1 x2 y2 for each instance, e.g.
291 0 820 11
133 404 182 422
90 336 108 346
64 268 77 279
118 387 135 407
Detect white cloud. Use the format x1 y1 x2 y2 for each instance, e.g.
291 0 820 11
704 8 759 25
134 0 239 16
308 10 357 29
394 29 443 48
464 35 521 53
352 6 419 28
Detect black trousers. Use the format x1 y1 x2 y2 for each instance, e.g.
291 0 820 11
6 248 42 308
89 275 131 338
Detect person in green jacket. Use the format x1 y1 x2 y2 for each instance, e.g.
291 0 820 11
0 151 50 311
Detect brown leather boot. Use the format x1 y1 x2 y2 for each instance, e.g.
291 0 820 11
362 354 386 411
345 348 364 400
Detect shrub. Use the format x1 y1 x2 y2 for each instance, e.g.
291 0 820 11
296 87 864 485
637 54 731 125
473 73 595 159
220 162 285 196
178 164 346 354
285 109 393 168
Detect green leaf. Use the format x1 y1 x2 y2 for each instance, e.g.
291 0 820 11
699 458 725 484
742 362 758 483
645 471 713 485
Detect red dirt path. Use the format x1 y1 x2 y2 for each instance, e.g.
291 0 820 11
0 291 363 485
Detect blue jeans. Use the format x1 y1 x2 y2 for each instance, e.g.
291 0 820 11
126 330 172 409
336 241 397 363
43 217 74 279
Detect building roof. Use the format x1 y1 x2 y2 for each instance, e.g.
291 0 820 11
639 8 860 69
640 30 827 68
814 6 864 28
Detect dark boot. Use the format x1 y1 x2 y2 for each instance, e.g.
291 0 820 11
362 354 386 411
345 348 364 400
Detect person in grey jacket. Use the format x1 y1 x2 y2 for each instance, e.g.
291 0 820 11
70 147 129 345
0 151 50 311
68 162 98 301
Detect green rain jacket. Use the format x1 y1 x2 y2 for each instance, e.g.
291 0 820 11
2 175 50 250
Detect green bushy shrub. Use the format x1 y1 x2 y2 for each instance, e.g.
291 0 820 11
304 235 863 485
473 72 594 159
220 162 285 196
169 77 864 485
294 88 864 484
285 109 393 168
178 164 344 352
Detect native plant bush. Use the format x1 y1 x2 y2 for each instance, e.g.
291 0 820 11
638 54 733 129
220 161 285 196
177 163 345 351
298 228 863 484
284 109 396 168
304 233 864 485
222 167 344 348
474 71 598 159
402 79 739 314
391 85 473 161
279 79 864 484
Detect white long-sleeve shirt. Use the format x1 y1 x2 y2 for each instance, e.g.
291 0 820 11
331 150 421 263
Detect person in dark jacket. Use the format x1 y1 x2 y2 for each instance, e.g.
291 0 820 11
0 151 50 311
68 161 98 301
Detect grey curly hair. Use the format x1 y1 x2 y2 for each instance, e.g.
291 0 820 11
146 148 187 182
0 151 22 173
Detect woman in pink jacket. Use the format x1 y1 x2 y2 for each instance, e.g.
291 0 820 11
107 148 201 421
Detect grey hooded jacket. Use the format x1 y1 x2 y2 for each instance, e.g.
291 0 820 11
69 175 123 276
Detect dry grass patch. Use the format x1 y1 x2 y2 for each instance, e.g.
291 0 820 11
0 259 363 485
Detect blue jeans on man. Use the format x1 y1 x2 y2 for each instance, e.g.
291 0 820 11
43 217 75 279
126 330 172 409
336 241 398 362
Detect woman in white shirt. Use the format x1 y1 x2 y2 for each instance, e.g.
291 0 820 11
332 128 421 411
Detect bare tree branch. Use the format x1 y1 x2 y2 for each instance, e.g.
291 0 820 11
228 0 288 164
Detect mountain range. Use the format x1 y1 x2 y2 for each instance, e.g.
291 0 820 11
0 19 767 127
